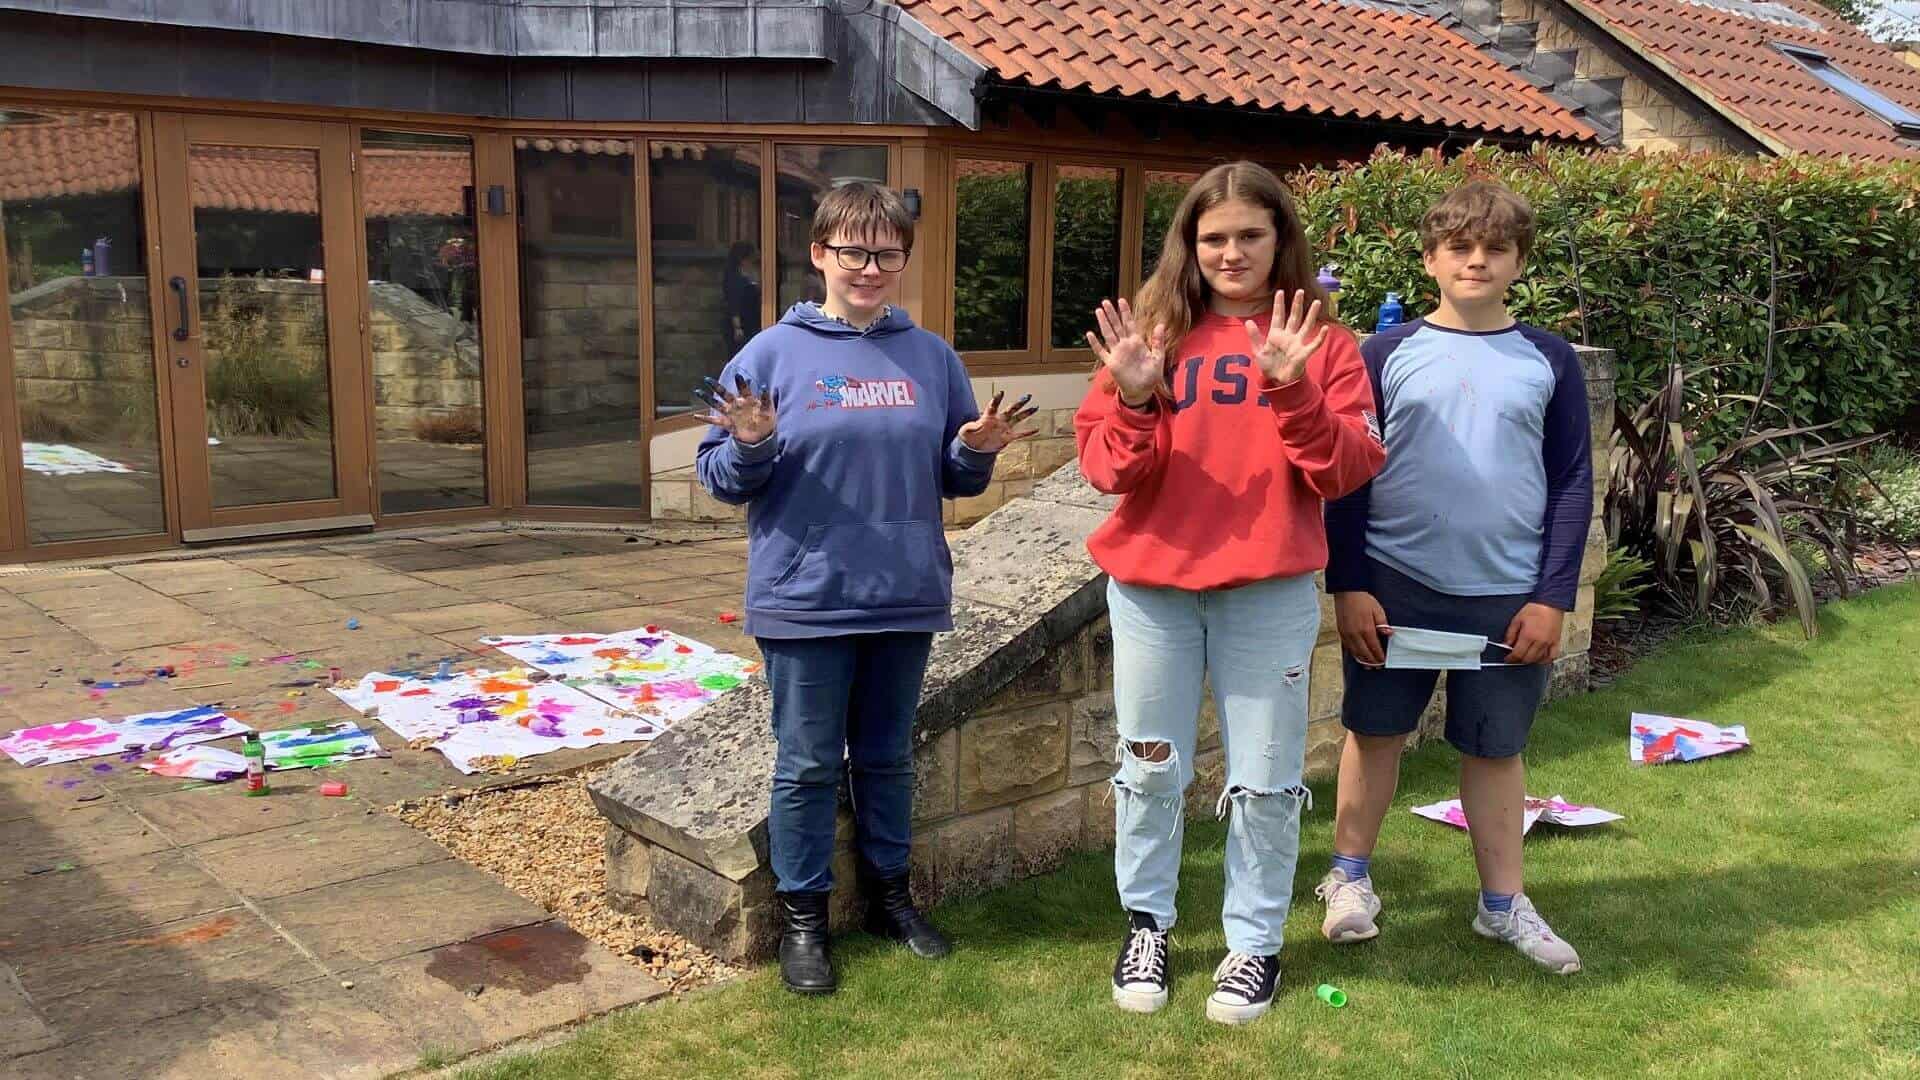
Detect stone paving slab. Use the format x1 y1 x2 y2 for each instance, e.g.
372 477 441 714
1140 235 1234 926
0 524 727 1077
259 859 549 971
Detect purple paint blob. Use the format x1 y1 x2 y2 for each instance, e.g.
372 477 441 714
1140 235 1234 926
92 763 113 773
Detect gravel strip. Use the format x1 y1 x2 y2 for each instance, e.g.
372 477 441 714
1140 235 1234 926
391 771 740 994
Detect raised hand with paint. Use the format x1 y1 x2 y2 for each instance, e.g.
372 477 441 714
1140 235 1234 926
957 390 1040 454
696 373 777 447
1074 161 1386 1027
1085 298 1168 406
1246 288 1329 388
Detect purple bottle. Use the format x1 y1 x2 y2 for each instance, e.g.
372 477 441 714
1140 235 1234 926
93 237 112 277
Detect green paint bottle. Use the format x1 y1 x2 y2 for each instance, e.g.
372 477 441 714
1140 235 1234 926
242 732 268 796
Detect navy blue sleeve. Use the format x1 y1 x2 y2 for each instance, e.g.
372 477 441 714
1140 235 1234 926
694 350 778 506
1523 328 1595 610
1322 327 1396 593
939 345 996 498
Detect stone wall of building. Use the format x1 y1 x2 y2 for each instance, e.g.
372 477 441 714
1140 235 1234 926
1504 0 1741 153
7 275 157 436
519 250 642 440
592 346 1616 962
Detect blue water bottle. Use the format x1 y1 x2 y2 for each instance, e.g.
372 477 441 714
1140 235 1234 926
1374 292 1404 333
80 248 94 277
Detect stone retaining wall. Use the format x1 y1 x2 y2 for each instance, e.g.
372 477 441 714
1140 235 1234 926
591 345 1617 962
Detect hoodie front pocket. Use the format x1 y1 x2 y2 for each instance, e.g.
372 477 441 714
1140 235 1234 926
771 521 950 611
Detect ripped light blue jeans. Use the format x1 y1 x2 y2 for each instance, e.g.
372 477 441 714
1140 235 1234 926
1109 573 1319 955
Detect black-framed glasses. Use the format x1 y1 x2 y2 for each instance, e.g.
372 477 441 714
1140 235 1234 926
823 244 910 272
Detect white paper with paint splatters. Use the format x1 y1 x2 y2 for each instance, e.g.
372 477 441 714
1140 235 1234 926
477 627 758 718
1411 795 1623 835
20 442 135 476
0 705 250 766
329 668 661 774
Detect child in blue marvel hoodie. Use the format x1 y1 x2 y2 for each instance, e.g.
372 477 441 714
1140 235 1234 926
696 182 1036 996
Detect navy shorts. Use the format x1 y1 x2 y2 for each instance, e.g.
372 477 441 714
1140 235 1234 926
1339 558 1550 759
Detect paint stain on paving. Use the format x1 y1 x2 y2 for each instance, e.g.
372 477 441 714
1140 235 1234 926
120 914 240 948
423 922 591 997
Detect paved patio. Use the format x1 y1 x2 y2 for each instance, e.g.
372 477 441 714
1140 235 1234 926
0 522 756 1078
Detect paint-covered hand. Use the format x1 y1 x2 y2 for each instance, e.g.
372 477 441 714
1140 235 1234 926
958 390 1039 454
1503 602 1564 665
1086 298 1168 406
1247 289 1327 388
697 374 777 447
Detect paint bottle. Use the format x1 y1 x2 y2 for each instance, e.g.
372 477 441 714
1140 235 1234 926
242 731 268 796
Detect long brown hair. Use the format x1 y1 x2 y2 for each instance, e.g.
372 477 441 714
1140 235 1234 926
1098 161 1326 394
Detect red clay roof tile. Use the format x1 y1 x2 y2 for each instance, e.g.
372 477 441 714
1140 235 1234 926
1562 0 1920 159
897 0 1597 141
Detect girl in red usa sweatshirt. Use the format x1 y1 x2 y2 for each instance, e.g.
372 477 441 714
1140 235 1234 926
1078 161 1384 1026
1075 313 1382 588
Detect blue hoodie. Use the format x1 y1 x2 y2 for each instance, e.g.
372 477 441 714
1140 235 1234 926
696 303 997 639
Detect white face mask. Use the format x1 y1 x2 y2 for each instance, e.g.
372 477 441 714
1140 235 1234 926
1382 626 1514 671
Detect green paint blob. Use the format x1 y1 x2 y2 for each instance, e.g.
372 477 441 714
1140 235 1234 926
696 674 743 691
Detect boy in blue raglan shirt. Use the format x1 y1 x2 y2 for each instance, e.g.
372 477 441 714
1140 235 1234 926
695 182 1036 996
1316 181 1593 974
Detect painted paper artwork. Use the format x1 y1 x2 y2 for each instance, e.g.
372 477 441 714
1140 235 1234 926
261 723 383 770
140 744 249 782
1630 713 1751 765
479 627 758 720
1412 795 1624 835
20 442 136 476
1 705 249 767
330 668 661 774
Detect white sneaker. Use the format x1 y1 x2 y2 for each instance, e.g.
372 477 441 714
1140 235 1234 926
1472 893 1582 975
1315 871 1382 943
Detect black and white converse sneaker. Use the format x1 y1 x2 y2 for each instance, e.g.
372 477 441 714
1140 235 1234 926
1111 910 1170 1013
1205 950 1279 1025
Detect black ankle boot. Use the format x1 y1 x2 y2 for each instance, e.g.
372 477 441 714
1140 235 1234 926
860 867 951 959
776 890 835 995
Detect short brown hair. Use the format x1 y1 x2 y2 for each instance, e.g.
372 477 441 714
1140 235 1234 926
812 181 915 251
1421 181 1535 261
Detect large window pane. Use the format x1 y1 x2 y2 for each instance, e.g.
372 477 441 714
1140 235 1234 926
516 137 642 507
364 130 485 515
2 107 166 543
774 144 890 313
1049 164 1120 350
650 141 762 418
1142 169 1202 279
190 145 337 508
953 159 1030 353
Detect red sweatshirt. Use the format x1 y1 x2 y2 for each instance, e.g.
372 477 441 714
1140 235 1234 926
1074 312 1385 590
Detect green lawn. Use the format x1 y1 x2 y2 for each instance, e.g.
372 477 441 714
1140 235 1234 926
459 584 1920 1080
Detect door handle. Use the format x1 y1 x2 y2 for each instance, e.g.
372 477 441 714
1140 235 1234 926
169 276 190 342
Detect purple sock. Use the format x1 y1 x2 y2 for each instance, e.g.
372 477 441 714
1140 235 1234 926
1481 890 1516 913
1330 852 1371 880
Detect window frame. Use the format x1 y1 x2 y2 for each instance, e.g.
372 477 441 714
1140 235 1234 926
951 150 1240 376
644 135 898 434
1776 43 1920 139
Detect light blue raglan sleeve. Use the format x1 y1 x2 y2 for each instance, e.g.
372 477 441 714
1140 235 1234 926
940 344 996 498
694 348 779 506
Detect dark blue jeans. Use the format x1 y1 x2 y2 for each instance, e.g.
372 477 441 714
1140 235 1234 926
760 632 934 894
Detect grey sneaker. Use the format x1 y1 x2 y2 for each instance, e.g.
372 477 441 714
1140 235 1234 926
1472 893 1582 974
1315 871 1382 943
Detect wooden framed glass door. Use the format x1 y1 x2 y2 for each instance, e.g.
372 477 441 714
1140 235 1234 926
151 115 372 541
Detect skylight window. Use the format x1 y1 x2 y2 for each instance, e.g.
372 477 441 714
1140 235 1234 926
1778 43 1920 138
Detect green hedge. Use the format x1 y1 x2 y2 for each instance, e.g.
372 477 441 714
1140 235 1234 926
1292 146 1920 438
